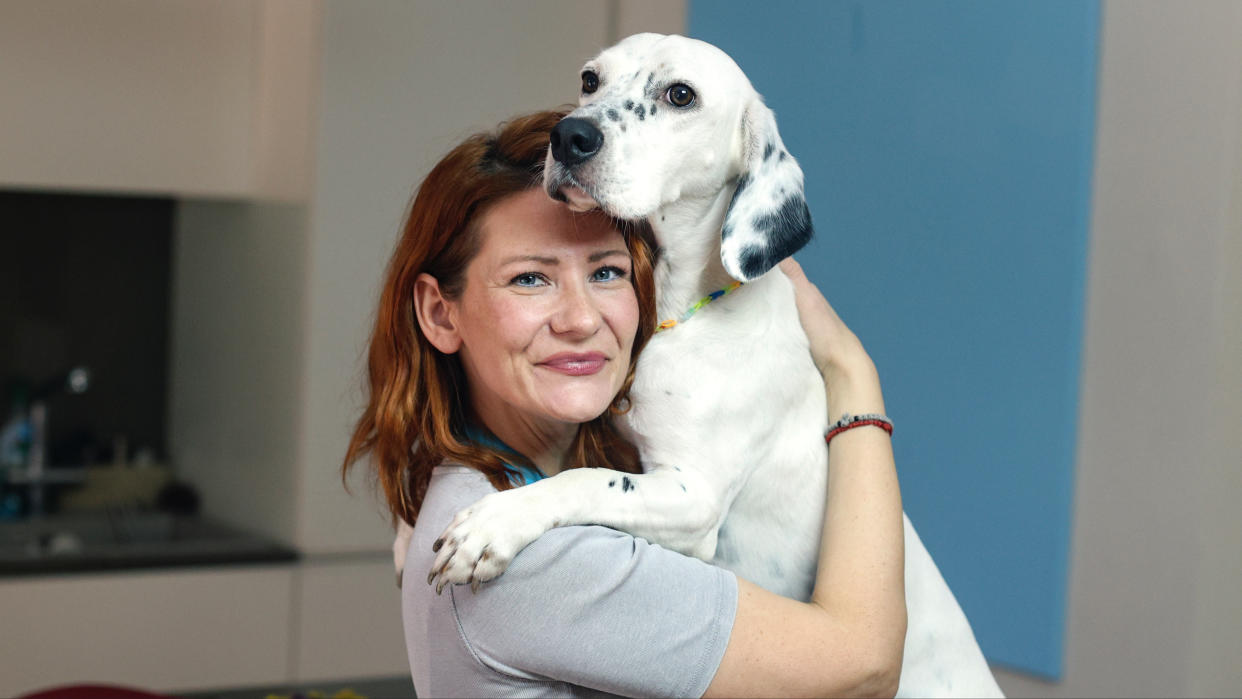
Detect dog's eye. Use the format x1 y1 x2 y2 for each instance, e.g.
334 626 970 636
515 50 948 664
581 70 600 94
666 84 695 108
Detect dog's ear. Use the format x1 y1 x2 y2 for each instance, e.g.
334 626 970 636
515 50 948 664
720 98 813 282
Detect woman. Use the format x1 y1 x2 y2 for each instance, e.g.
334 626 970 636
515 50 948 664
343 110 906 697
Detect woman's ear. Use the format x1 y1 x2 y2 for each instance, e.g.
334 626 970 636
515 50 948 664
413 273 462 354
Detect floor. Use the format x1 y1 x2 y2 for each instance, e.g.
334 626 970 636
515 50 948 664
182 676 414 699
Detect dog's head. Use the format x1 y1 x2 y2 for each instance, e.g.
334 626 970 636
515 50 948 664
544 33 813 281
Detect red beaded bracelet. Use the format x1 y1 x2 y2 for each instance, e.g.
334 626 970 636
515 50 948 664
825 412 894 444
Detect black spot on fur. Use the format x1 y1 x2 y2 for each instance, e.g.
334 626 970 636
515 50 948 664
720 174 751 242
680 483 687 492
624 100 634 111
740 196 814 279
733 173 751 198
620 123 626 132
608 480 616 488
607 109 620 122
645 72 654 91
763 141 776 161
635 104 645 120
621 476 635 493
779 151 788 161
650 104 656 115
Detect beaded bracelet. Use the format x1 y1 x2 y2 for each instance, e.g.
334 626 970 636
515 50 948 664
825 412 894 444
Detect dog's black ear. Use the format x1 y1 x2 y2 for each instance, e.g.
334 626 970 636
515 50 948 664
720 99 813 282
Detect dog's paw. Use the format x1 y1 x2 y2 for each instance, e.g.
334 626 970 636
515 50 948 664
426 489 552 594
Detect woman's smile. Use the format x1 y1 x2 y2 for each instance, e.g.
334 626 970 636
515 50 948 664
537 351 608 376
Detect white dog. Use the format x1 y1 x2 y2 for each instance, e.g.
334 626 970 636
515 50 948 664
404 33 1002 697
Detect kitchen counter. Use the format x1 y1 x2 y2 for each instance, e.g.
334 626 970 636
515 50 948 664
0 512 298 576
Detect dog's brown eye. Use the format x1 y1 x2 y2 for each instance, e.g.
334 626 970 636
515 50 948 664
667 83 695 107
581 70 599 94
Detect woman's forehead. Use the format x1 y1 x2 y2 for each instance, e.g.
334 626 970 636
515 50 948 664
476 189 625 260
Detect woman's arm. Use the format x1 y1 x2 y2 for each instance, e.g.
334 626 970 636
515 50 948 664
704 259 907 698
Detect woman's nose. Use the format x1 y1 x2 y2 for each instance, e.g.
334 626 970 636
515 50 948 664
550 283 602 337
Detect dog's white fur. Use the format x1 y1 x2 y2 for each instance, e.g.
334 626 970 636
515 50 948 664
400 33 1002 697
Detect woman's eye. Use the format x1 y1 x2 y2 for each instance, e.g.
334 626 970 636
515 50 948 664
592 266 627 282
666 83 695 108
511 272 547 287
581 70 600 94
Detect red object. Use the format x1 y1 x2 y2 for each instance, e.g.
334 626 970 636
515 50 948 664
825 418 895 444
19 684 173 699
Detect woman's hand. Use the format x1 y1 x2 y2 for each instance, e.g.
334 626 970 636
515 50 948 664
779 258 880 414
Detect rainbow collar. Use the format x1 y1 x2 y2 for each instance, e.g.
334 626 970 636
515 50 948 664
655 281 744 333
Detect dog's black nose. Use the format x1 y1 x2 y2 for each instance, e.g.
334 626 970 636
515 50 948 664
550 117 603 166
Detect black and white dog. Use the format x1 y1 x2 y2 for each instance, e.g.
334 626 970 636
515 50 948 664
408 34 1002 697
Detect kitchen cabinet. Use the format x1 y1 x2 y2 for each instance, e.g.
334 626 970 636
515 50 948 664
0 554 407 694
0 0 315 200
1 565 296 693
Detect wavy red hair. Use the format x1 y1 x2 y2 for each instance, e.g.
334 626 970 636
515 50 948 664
342 110 657 527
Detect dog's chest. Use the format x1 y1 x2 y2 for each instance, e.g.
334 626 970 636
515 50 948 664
621 272 829 599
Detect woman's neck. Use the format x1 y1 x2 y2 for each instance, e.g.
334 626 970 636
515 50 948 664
472 406 576 477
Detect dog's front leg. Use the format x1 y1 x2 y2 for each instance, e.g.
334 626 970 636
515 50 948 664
427 466 724 592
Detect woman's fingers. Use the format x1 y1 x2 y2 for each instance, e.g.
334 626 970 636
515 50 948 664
778 257 868 376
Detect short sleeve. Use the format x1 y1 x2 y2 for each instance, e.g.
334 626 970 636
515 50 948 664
447 524 738 697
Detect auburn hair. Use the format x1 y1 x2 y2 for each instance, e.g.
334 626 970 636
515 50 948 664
342 109 658 527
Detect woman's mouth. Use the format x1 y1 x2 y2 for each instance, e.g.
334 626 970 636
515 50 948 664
539 352 607 376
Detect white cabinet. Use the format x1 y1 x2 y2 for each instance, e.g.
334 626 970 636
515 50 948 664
0 565 296 694
0 0 316 199
294 557 408 683
0 555 408 695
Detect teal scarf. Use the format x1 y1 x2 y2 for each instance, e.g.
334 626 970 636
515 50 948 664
463 425 547 487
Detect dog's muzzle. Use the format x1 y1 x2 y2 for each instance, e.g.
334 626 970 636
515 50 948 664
547 117 604 212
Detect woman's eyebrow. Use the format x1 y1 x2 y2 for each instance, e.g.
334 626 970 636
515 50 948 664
498 250 627 266
499 254 557 266
589 249 629 262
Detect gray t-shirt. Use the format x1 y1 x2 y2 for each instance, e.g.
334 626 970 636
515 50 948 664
402 464 738 697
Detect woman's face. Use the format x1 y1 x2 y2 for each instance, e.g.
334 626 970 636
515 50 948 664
446 187 639 435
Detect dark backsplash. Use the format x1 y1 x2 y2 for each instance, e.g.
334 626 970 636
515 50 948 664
1 190 173 466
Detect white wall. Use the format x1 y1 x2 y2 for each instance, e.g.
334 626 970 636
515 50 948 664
171 201 309 545
994 1 1242 696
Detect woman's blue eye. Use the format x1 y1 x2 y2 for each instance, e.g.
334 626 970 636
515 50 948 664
512 273 546 287
592 266 627 282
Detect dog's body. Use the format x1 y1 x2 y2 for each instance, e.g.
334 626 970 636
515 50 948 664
410 34 1002 697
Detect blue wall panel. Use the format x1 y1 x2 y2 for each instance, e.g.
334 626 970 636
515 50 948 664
689 0 1099 678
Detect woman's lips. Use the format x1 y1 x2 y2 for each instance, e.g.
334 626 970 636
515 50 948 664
539 352 607 376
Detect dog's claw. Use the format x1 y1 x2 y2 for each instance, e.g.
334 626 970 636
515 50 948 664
426 569 436 586
471 578 481 594
432 537 443 552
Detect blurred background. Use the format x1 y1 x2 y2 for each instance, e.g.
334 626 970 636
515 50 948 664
1 1 1238 697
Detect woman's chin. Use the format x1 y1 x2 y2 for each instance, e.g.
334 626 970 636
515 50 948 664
540 390 616 424
546 402 613 425
534 374 622 424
